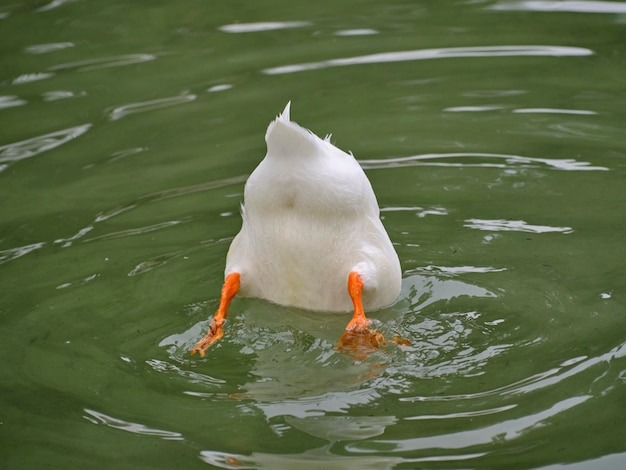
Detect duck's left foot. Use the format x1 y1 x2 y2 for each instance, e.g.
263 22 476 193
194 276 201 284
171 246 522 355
337 327 386 360
190 319 224 357
190 272 240 358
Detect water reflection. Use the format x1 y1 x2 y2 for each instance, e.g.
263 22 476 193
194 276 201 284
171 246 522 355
0 95 27 109
36 0 72 12
48 175 246 250
199 446 407 469
400 339 626 402
11 72 54 85
56 272 100 290
208 84 233 93
1 0 624 467
0 242 46 265
359 152 609 171
444 105 597 115
163 269 507 421
146 358 225 386
404 404 517 420
488 1 626 14
219 21 311 33
464 218 574 234
199 446 487 469
263 45 593 75
108 94 196 121
24 42 74 54
0 123 91 165
539 452 626 470
445 105 505 112
416 265 507 275
346 395 591 453
513 107 596 115
83 408 183 440
172 304 393 417
41 90 85 101
49 54 155 72
380 205 448 218
83 219 186 242
335 29 379 36
286 415 396 440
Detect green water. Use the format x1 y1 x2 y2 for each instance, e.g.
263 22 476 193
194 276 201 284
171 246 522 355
2 0 626 468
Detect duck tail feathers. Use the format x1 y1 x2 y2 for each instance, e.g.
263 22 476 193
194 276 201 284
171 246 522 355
265 101 325 159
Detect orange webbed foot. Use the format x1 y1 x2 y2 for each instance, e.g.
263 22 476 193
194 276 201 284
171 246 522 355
337 271 387 360
190 272 240 357
337 327 387 360
190 320 225 357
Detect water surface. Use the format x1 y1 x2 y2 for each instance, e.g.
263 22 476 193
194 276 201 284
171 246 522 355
2 0 626 468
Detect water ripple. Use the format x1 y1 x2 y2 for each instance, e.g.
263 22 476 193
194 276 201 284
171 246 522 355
0 95 27 109
146 358 225 386
401 340 626 403
128 249 185 276
464 218 574 234
0 242 46 265
381 205 448 218
129 175 247 204
49 53 156 72
488 1 626 14
445 105 597 115
12 72 54 85
0 123 91 164
42 90 85 102
199 447 487 468
286 415 397 441
24 42 74 54
32 175 246 258
83 219 186 242
415 265 507 276
445 105 505 112
108 94 196 121
263 45 593 75
83 408 183 440
219 21 311 33
346 395 591 453
54 225 94 248
359 152 609 171
108 147 148 162
335 29 379 36
94 175 246 223
207 84 233 93
513 107 597 115
403 273 498 311
405 404 518 420
37 0 72 12
56 273 99 290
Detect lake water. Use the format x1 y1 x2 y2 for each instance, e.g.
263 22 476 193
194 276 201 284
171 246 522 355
2 0 626 468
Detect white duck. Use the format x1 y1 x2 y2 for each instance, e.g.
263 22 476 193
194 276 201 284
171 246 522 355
192 102 402 357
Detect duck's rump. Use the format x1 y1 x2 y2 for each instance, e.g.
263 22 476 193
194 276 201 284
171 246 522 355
226 212 400 312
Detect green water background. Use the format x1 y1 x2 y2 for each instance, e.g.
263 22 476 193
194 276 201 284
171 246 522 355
1 0 626 468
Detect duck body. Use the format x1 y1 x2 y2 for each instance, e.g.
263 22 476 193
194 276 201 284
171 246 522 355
191 103 401 357
226 103 401 312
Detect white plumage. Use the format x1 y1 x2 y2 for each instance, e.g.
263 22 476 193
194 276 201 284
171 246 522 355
191 102 402 357
225 102 401 312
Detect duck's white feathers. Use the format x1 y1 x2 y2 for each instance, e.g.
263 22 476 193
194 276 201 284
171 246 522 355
225 103 401 312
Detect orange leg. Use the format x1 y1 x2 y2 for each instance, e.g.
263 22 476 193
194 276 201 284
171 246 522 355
337 271 386 358
191 272 240 357
345 271 369 331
